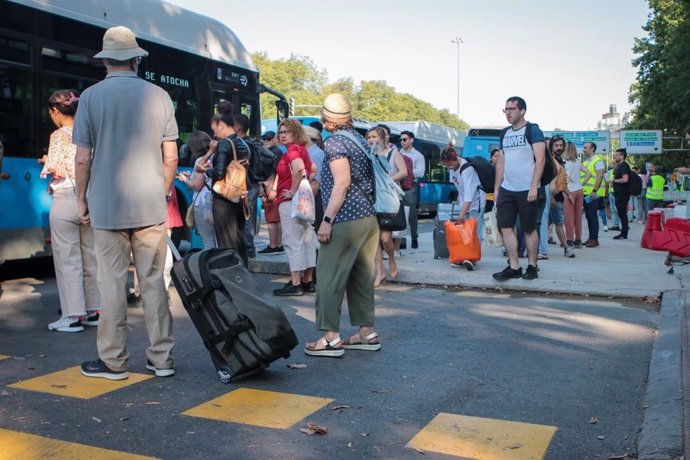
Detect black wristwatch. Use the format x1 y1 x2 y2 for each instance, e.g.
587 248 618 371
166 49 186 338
323 216 333 224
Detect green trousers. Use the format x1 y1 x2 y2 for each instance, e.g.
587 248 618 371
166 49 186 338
315 216 380 332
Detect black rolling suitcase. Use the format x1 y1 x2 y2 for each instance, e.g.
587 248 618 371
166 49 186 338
433 202 460 259
169 244 298 382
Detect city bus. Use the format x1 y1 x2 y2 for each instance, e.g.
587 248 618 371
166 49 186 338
0 0 287 261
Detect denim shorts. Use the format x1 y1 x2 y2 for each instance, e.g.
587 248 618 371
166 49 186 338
549 201 564 225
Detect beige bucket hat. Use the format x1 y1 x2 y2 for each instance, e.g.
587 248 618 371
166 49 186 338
94 26 148 60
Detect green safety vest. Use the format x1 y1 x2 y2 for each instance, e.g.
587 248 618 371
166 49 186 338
645 175 665 200
582 154 606 197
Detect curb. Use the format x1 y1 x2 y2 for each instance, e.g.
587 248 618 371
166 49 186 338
636 290 685 459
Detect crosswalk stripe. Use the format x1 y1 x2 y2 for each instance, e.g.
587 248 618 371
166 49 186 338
406 413 557 459
182 388 334 429
0 428 157 459
8 366 153 399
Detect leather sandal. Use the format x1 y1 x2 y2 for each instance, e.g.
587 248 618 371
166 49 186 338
304 336 345 357
341 332 382 351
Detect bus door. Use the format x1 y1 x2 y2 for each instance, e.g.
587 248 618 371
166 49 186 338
0 34 99 260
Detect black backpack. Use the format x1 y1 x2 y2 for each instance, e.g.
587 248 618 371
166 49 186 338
500 121 554 187
245 137 279 182
459 156 495 192
628 171 642 196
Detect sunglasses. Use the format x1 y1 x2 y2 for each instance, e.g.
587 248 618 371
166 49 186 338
400 137 410 142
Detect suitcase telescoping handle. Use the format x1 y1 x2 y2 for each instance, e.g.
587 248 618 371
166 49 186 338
167 236 182 262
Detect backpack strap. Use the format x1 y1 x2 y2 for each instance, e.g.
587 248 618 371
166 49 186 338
499 127 509 149
331 130 375 205
524 121 532 146
458 158 483 193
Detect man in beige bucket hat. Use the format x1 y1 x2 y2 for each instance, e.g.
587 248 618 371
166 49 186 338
94 26 149 60
74 25 179 380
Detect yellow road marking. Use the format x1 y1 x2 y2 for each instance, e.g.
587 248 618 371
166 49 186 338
0 428 157 459
0 354 10 361
407 413 557 459
182 388 333 429
8 366 153 399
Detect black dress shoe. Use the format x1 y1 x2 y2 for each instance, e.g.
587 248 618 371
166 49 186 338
612 234 628 240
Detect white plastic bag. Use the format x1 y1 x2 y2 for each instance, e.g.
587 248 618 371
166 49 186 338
291 176 315 223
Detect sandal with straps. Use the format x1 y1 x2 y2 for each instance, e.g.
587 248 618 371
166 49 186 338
304 336 345 357
341 331 382 351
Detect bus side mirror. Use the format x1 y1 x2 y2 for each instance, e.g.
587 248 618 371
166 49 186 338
275 100 289 123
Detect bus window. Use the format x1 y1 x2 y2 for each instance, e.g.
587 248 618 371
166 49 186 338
37 75 96 155
0 35 31 65
41 45 103 82
0 65 34 158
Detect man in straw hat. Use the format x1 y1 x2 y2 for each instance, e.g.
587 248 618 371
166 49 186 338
304 94 382 357
74 26 179 380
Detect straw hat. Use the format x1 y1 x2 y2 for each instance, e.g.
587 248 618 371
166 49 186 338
321 93 352 123
94 26 148 60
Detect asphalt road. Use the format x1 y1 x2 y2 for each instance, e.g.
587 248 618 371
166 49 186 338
0 268 657 459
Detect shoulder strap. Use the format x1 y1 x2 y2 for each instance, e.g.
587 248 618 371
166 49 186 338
226 136 238 162
332 130 375 205
333 130 370 158
499 127 509 149
524 121 532 146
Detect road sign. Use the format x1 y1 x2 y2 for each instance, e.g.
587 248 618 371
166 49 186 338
544 131 610 154
618 130 662 154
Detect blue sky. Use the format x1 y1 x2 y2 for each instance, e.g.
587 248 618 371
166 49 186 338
167 0 650 131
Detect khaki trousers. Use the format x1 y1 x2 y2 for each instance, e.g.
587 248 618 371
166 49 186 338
49 188 100 316
315 216 379 332
93 223 173 372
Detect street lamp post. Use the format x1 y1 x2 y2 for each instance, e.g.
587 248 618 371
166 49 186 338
451 36 463 119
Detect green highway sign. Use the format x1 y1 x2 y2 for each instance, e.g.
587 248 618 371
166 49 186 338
544 131 610 154
618 130 662 154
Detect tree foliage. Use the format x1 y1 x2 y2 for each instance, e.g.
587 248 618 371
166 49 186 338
629 0 690 169
254 53 469 130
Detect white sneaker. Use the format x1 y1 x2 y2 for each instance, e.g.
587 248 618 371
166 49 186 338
48 316 84 332
603 226 609 232
146 361 175 377
564 247 575 258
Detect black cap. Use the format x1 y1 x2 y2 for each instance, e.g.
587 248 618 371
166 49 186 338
262 130 276 140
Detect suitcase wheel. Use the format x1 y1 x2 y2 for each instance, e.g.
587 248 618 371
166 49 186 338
217 369 232 384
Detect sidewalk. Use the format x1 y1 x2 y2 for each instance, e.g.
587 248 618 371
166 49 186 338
249 218 689 299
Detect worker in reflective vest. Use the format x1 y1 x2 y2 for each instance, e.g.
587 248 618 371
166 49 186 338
580 142 605 247
645 166 665 210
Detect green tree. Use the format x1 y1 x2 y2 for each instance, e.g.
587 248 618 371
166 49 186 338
253 53 469 130
629 0 690 170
